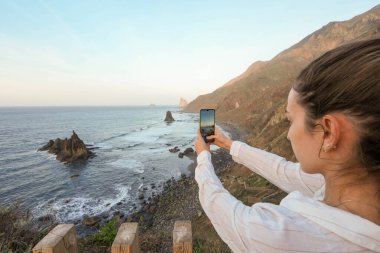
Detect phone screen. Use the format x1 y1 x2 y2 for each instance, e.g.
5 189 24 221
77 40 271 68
200 109 215 143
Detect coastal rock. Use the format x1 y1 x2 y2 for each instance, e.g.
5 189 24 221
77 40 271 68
38 131 95 163
179 97 188 109
164 111 175 122
82 215 100 226
178 147 194 158
169 146 180 153
183 147 194 155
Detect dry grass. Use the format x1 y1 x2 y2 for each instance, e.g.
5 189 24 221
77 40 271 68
0 203 56 253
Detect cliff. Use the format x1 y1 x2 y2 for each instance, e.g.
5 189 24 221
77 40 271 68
183 4 380 160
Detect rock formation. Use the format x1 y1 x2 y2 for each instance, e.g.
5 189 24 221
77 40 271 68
38 131 95 163
164 111 175 122
179 98 188 109
82 215 100 226
178 147 195 158
169 146 180 153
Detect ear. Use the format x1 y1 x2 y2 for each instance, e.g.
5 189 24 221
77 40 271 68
320 114 340 151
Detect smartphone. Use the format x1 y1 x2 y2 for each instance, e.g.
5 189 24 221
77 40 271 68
200 109 215 143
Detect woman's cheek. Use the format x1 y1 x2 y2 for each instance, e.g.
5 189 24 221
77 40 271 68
288 125 300 157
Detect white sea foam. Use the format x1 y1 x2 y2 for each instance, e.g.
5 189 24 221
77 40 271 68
32 184 132 222
123 124 171 144
36 151 58 161
110 159 145 174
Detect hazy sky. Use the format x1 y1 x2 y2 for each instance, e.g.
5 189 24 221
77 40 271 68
0 1 378 106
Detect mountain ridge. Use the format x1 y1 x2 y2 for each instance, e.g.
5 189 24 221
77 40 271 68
183 4 380 160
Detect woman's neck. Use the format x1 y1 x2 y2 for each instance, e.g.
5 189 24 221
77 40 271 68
323 169 380 225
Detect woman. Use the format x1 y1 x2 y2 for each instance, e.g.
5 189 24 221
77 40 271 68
194 39 380 252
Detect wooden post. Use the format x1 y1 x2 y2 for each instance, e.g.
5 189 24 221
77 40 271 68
112 222 139 253
32 224 78 253
173 220 192 253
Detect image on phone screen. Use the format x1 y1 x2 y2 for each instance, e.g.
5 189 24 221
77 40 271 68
200 109 215 143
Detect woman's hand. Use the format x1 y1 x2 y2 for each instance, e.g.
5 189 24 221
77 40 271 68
195 128 210 155
206 128 233 151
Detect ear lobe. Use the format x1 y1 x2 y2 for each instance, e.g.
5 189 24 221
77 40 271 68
321 115 339 149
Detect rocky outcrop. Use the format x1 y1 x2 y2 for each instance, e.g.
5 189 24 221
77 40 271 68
38 131 95 163
164 111 175 122
179 98 188 109
178 147 194 158
169 146 180 153
82 215 100 226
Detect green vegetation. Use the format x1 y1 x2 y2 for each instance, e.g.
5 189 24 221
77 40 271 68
92 217 119 246
193 237 231 253
246 174 272 188
193 238 203 253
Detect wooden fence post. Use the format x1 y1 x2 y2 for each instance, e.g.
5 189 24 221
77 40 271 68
32 224 78 253
173 220 192 253
112 222 139 253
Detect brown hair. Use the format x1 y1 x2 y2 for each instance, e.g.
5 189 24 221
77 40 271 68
293 39 380 201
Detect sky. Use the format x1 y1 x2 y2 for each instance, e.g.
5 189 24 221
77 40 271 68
0 1 378 106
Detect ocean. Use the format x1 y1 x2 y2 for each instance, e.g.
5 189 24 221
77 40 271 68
0 106 222 232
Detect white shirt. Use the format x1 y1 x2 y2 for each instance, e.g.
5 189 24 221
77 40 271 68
195 141 380 253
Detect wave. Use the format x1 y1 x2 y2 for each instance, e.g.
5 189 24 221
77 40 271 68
109 159 145 174
100 122 161 143
36 151 57 161
96 142 113 149
32 184 132 223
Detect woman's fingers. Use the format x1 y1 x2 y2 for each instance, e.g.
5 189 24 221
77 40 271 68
195 128 211 155
197 129 204 141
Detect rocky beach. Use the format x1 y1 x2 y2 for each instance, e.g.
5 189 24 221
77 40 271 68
76 122 250 252
8 121 248 252
74 121 287 252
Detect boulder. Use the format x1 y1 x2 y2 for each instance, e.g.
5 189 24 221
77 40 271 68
178 147 194 158
164 111 175 122
38 131 95 163
82 215 100 226
183 147 194 155
169 146 180 153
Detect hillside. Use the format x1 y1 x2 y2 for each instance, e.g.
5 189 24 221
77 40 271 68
183 4 380 160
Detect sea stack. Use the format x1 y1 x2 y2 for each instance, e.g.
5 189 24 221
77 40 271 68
164 111 175 122
38 131 95 163
179 97 188 109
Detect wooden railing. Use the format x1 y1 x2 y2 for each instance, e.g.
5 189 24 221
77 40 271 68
32 220 192 253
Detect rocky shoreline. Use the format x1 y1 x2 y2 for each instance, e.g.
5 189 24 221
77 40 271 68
119 122 243 228
29 122 246 252
77 122 246 251
2 121 285 252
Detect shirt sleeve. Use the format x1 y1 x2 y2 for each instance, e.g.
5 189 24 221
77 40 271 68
195 151 251 252
229 141 325 197
195 151 359 253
